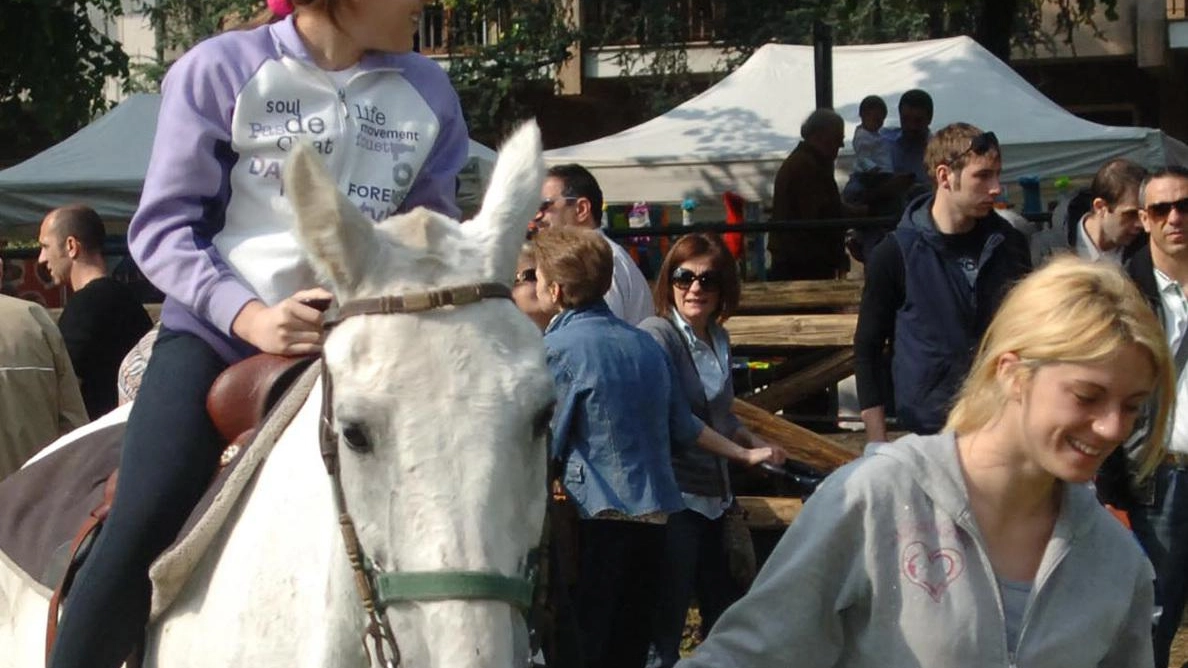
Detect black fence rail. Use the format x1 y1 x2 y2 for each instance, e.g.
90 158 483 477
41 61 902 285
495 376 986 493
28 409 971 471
601 211 1052 239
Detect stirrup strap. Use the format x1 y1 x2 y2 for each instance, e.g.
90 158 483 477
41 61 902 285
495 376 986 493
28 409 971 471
45 470 119 666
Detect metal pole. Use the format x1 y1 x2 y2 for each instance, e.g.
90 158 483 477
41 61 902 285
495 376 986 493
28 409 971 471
813 21 833 109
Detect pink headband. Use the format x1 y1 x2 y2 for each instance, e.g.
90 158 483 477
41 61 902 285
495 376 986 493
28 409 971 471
267 0 294 17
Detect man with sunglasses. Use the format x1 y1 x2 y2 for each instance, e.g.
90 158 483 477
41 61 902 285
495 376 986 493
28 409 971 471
533 164 653 325
854 123 1031 442
1099 165 1188 668
1030 158 1148 266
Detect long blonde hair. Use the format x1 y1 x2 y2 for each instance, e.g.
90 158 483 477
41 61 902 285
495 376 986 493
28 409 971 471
945 256 1173 476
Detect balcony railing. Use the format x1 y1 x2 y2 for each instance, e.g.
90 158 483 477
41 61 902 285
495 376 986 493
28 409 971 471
1172 0 1186 20
583 0 727 45
416 3 501 55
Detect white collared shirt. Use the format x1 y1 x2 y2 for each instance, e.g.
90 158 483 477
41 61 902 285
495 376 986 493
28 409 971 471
671 310 730 402
602 233 654 325
671 310 733 519
1075 214 1124 265
1155 268 1188 454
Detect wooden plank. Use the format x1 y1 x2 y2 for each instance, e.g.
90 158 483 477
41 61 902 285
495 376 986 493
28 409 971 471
738 496 803 529
747 349 856 412
732 398 858 471
726 314 856 347
738 279 863 312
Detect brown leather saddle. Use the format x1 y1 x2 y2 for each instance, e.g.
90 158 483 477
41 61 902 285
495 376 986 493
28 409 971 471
40 352 315 664
206 353 317 447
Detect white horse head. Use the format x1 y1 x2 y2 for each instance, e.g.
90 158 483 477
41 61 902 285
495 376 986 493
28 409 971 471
283 122 553 667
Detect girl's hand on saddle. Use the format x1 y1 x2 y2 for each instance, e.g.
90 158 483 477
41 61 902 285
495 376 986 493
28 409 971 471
232 287 334 356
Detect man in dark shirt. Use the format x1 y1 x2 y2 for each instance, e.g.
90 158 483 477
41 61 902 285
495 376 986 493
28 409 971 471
880 88 934 189
853 123 1032 441
769 109 865 280
38 205 152 419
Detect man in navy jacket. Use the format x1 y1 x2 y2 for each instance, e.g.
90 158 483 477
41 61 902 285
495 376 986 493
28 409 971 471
854 123 1032 441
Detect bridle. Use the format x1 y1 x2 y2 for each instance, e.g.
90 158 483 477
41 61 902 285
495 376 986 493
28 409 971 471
317 282 537 667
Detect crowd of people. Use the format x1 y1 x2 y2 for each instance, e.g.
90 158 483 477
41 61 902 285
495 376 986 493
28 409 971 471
0 1 1187 666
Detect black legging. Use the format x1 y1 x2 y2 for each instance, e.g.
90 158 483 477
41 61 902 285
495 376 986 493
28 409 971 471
49 329 228 668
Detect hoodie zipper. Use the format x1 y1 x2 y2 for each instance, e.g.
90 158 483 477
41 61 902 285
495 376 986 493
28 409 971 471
955 510 1070 668
1010 536 1069 668
287 59 402 196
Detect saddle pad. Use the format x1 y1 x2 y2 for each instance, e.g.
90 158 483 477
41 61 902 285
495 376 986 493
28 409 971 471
147 363 319 619
0 421 126 588
0 363 319 616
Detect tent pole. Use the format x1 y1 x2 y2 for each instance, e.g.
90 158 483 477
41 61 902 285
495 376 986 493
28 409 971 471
813 21 833 110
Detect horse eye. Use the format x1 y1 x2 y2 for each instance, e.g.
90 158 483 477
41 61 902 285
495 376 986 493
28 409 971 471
341 422 372 454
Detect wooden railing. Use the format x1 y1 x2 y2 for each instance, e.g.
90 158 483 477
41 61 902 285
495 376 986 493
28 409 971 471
729 279 864 528
1172 0 1186 20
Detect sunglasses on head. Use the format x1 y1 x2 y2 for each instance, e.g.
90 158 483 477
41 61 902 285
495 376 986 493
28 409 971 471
951 131 999 162
538 197 579 214
671 267 722 292
1146 197 1188 219
514 268 537 284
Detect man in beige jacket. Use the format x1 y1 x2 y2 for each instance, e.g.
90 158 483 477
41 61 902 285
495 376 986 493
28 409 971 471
0 256 87 478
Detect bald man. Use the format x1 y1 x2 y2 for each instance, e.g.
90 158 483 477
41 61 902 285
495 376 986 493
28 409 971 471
39 205 152 418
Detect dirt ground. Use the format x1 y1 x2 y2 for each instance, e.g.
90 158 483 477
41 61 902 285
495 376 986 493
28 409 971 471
1172 624 1188 666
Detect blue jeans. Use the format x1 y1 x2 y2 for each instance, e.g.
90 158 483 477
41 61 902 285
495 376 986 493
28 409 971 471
1129 463 1188 668
49 329 227 668
650 509 742 668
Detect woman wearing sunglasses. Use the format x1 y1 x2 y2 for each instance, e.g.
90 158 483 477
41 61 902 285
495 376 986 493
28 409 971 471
640 233 788 668
679 257 1171 668
534 227 779 668
511 243 552 331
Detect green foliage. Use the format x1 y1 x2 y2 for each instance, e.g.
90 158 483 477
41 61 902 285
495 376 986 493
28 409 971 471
0 0 130 158
439 0 582 142
570 0 1120 118
129 0 265 92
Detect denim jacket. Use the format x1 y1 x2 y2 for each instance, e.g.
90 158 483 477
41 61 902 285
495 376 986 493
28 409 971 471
544 301 699 518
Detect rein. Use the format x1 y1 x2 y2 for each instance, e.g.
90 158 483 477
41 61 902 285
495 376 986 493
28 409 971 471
318 282 533 667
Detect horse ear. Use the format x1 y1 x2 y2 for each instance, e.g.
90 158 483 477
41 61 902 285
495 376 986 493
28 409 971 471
466 121 544 283
284 143 376 294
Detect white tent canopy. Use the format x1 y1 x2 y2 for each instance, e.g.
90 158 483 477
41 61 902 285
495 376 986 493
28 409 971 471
543 36 1188 205
0 93 497 230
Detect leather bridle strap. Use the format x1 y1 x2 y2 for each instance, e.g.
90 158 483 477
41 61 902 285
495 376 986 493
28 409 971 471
318 282 528 668
327 283 512 326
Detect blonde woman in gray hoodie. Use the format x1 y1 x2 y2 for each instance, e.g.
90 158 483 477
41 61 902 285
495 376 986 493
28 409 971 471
680 256 1173 668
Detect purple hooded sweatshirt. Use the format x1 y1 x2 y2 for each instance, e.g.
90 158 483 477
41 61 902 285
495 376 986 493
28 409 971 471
129 16 468 362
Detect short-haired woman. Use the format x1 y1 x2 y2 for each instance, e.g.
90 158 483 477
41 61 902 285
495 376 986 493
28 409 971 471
534 226 764 668
679 256 1172 668
639 233 786 667
511 243 552 331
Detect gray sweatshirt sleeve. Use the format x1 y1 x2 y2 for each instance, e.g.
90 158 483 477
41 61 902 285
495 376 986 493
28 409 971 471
1098 564 1155 668
679 466 866 668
